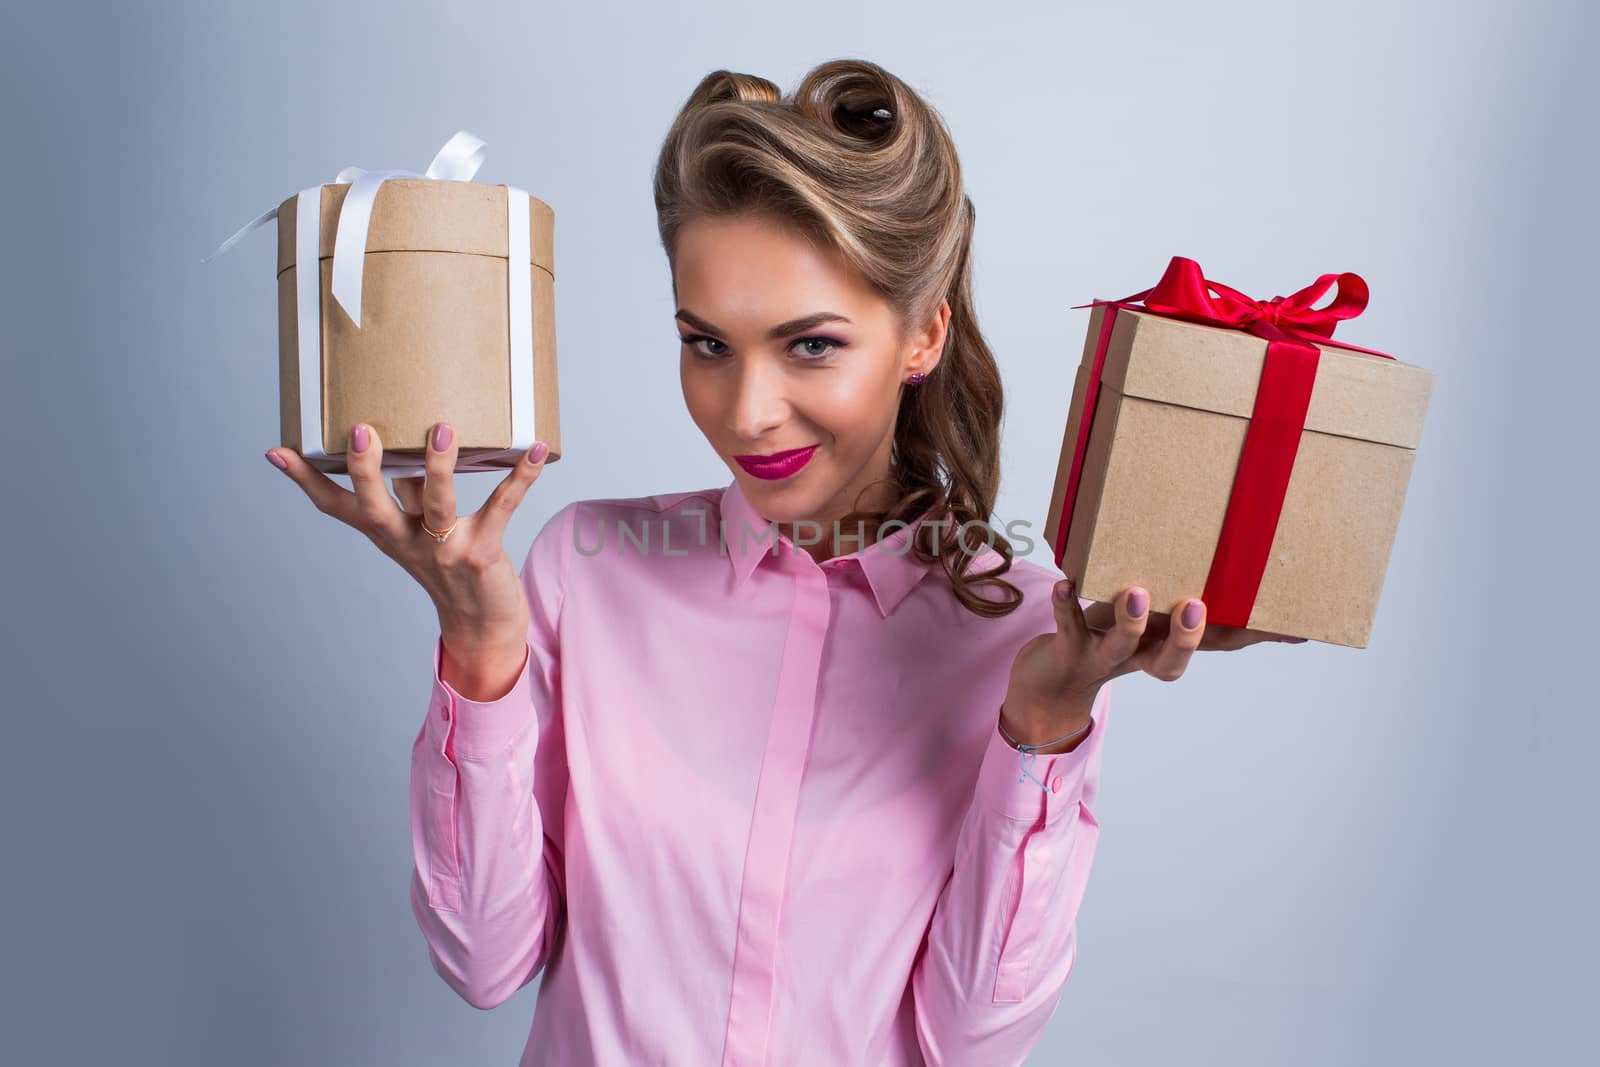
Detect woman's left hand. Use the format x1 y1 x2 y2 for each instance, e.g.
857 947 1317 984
1001 580 1306 746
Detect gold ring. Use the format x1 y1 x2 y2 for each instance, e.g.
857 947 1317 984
419 515 459 544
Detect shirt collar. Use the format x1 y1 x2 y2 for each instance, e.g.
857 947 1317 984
720 475 939 619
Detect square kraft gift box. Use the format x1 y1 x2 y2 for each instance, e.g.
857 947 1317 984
208 131 560 476
1042 257 1435 649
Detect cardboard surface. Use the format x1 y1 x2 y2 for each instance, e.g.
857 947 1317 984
273 179 559 471
1044 304 1435 648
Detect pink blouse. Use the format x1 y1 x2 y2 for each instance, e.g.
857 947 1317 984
408 475 1109 1066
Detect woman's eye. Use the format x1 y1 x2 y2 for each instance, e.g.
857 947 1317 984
679 334 729 358
792 336 842 360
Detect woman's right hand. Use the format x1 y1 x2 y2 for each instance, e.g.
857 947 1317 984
266 420 553 698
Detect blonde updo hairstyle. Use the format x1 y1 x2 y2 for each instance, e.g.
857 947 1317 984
653 59 1025 618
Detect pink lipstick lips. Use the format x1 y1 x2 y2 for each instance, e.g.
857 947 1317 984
734 444 819 480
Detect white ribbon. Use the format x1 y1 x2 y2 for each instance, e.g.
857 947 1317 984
205 130 536 476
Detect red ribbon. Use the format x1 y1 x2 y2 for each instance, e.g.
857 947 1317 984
1053 255 1395 628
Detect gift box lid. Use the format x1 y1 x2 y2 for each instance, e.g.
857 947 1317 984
1093 306 1435 450
274 178 555 278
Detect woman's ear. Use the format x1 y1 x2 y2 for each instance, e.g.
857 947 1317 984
909 298 952 375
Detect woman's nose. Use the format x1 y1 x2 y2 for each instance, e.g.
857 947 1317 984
728 358 790 440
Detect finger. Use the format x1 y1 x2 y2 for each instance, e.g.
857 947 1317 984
421 420 460 539
1050 577 1088 639
1094 585 1151 672
1141 596 1205 681
266 445 358 525
476 441 552 540
344 422 409 542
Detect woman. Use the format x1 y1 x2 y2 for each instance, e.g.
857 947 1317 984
265 59 1299 1067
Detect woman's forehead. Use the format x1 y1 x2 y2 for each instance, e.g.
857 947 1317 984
672 218 885 331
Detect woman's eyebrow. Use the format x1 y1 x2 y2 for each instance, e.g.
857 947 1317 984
675 308 853 340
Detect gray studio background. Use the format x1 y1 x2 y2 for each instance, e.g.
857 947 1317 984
4 1 1593 1064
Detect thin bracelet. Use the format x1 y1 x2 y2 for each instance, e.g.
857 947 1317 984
998 715 1093 792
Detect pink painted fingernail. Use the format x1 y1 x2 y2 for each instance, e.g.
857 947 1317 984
265 450 288 471
1182 599 1203 628
1127 588 1147 618
352 424 369 453
433 423 452 451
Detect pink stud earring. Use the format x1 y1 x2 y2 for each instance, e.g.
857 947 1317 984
908 372 926 384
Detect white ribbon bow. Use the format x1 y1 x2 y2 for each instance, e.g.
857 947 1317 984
204 129 489 328
204 130 536 475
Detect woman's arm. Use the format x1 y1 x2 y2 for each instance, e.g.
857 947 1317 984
407 501 577 1010
909 679 1110 1064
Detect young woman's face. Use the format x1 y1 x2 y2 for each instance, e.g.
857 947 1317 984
673 214 947 531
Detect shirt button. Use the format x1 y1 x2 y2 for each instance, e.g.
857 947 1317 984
1050 775 1064 794
440 703 450 721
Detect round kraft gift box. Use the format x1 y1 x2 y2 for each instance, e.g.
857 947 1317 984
273 178 560 474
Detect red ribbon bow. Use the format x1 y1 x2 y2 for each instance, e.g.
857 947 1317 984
1054 256 1394 629
1125 254 1373 343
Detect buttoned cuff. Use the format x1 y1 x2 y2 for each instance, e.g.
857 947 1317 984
428 635 535 758
977 700 1101 826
